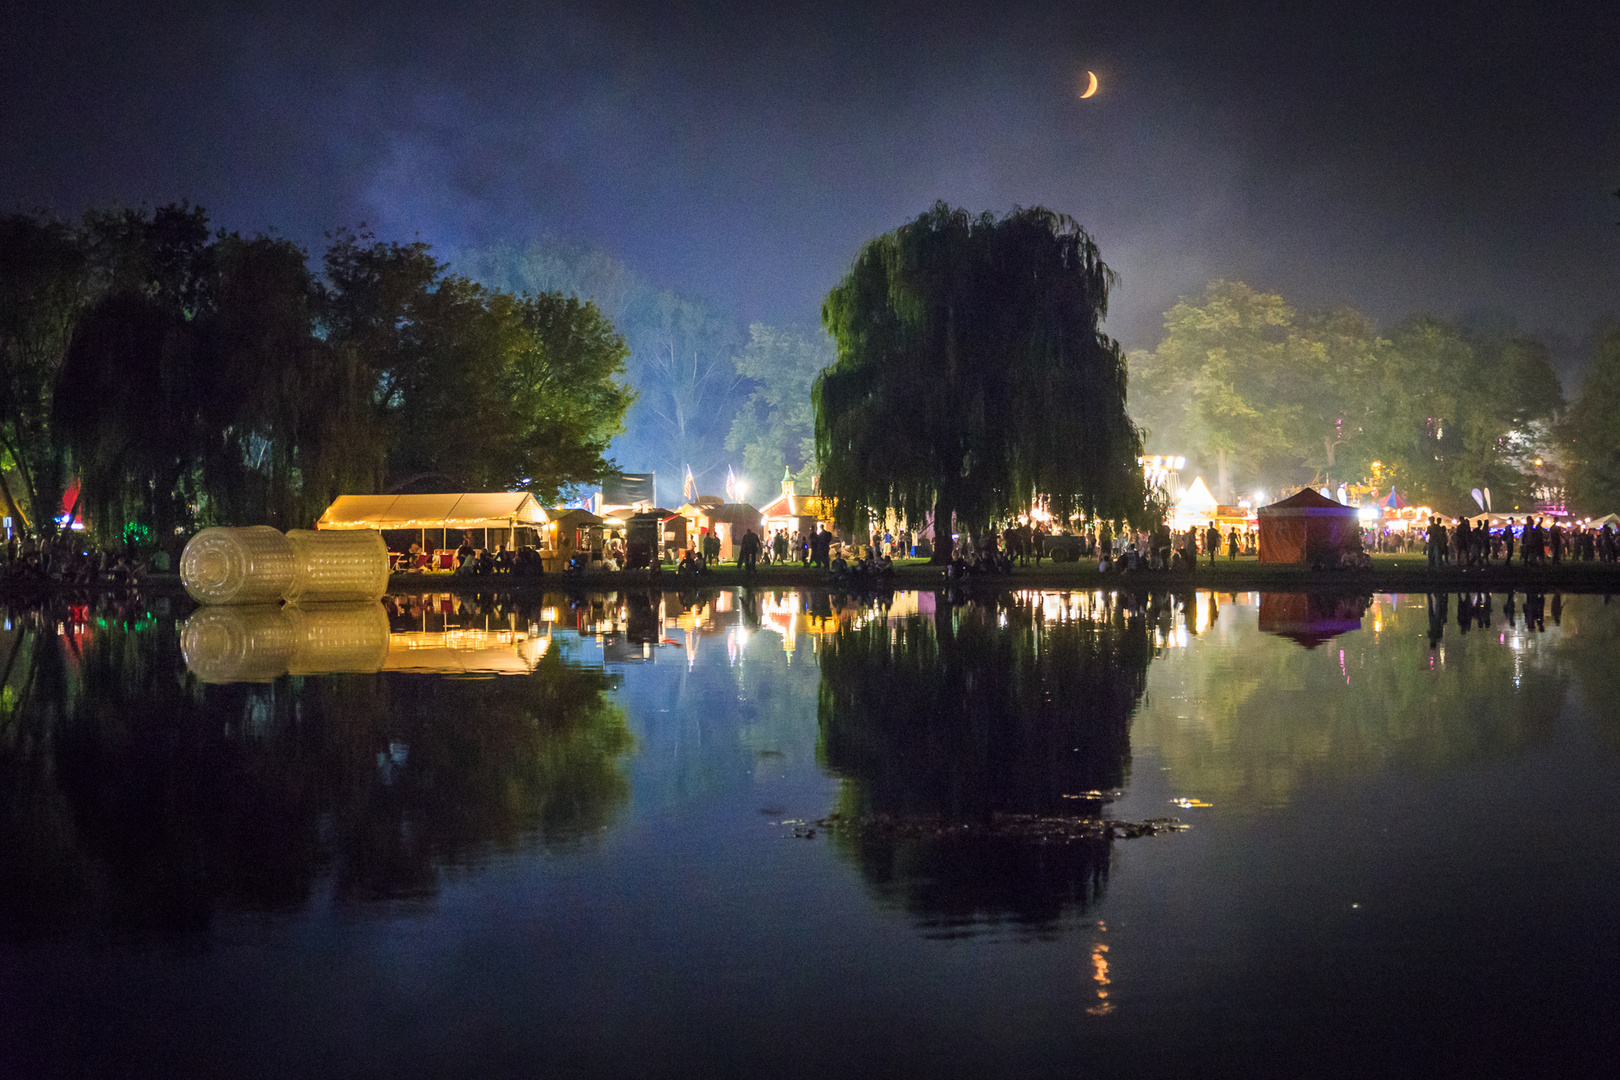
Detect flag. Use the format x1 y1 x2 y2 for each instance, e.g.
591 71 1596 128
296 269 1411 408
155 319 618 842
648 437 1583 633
725 466 738 503
683 464 695 502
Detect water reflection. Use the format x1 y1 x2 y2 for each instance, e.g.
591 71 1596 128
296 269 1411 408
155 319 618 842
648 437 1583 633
1133 591 1571 811
816 590 1155 934
0 598 629 940
1258 592 1370 649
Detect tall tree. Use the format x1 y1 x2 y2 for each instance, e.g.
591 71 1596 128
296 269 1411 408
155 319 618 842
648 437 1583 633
458 238 745 504
817 204 1144 556
323 232 632 499
503 291 636 503
1560 327 1620 513
725 323 831 491
0 214 87 534
1131 281 1563 513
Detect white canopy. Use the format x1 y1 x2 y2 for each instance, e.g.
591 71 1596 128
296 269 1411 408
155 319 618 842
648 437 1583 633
1176 476 1219 515
316 492 548 531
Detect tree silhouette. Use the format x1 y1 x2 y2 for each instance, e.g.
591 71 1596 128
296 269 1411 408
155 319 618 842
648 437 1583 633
817 204 1145 556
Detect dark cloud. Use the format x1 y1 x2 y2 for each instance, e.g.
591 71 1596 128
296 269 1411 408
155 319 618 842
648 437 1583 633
3 0 1617 354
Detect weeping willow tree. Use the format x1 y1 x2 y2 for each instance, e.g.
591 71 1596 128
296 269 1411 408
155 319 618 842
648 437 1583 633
816 203 1145 557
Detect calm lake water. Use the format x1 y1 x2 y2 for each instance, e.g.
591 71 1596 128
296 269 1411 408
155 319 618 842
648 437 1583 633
3 587 1618 1079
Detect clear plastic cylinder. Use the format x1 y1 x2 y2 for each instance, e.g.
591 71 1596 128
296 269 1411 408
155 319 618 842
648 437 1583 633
180 605 297 683
285 602 392 674
179 526 296 606
283 529 390 603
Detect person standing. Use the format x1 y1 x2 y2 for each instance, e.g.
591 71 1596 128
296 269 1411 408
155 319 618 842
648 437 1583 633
1227 528 1240 561
1205 522 1221 566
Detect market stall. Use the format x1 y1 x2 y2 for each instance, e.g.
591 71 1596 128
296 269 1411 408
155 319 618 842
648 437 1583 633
315 492 548 568
544 508 608 571
1257 488 1361 566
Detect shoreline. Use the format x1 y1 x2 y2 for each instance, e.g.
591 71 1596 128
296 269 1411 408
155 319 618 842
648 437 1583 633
398 555 1620 594
7 555 1618 604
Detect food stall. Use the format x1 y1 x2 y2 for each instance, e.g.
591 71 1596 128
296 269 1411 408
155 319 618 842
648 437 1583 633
315 492 549 569
679 499 764 561
544 508 608 571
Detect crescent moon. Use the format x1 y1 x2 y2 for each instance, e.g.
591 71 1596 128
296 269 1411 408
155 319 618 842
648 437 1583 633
1079 70 1098 99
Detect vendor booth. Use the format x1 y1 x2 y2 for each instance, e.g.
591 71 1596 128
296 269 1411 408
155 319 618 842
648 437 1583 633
316 492 548 569
680 501 764 561
545 508 608 571
758 473 833 541
1170 476 1256 540
609 507 685 563
1257 488 1361 566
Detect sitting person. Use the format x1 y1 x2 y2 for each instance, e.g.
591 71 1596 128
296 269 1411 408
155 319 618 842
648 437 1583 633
513 545 543 577
678 545 705 575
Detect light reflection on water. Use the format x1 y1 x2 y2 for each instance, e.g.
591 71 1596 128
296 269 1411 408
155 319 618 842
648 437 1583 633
2 586 1619 1078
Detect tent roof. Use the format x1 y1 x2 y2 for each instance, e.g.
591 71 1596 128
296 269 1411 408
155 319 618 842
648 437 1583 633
1176 476 1219 514
682 501 763 523
549 508 605 527
1258 488 1358 517
608 507 680 521
317 492 547 530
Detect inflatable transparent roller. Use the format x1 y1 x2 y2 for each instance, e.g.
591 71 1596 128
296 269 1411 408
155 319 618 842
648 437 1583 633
283 529 390 603
180 526 296 605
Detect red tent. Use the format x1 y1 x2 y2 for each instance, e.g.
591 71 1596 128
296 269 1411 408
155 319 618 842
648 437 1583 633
1257 488 1360 565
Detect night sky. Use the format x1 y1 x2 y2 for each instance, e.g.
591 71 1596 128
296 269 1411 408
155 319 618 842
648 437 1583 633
4 0 1617 364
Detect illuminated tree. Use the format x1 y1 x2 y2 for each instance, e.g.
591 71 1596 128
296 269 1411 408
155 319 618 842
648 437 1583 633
0 214 87 534
817 204 1144 556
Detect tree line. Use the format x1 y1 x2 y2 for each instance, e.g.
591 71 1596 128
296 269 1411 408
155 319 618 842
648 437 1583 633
459 238 832 506
0 205 635 552
1125 280 1620 515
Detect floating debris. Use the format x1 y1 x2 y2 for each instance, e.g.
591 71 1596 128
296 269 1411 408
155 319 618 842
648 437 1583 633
784 811 1185 842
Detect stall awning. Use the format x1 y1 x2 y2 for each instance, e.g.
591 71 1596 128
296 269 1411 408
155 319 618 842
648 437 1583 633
316 492 548 531
547 508 606 528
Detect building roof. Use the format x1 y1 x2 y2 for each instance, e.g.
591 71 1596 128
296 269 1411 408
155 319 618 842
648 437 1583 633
317 492 548 530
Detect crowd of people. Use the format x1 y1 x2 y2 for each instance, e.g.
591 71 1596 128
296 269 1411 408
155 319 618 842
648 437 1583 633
1 535 151 588
398 536 548 577
1418 516 1620 570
